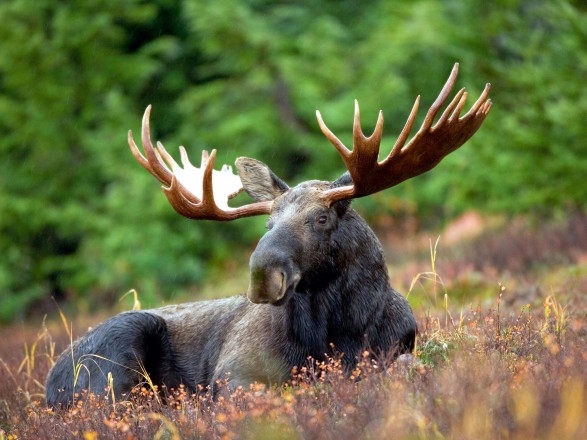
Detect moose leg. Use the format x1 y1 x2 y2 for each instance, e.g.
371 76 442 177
46 311 181 408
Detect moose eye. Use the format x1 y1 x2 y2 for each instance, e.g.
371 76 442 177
317 214 328 225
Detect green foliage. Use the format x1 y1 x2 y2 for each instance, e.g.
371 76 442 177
0 0 585 321
444 0 587 217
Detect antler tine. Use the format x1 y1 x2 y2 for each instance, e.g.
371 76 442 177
319 63 492 204
128 105 273 221
155 140 178 169
435 88 467 127
200 149 210 168
420 62 460 131
141 105 174 185
316 110 351 160
388 96 420 160
128 107 173 187
127 130 150 172
200 148 218 209
470 82 492 116
352 100 384 172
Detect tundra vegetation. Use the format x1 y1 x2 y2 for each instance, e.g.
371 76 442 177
1 0 587 438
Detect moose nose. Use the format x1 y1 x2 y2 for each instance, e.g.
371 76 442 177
246 225 302 304
247 267 287 304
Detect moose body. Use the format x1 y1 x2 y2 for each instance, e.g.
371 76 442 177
46 64 491 408
46 179 416 406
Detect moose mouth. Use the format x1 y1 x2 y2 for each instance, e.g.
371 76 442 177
246 268 300 306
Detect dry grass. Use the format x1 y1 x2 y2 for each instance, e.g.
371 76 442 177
1 215 587 439
1 291 586 440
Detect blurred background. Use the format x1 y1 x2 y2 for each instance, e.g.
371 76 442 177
0 0 585 323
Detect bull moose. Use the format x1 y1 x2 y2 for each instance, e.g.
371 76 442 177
46 64 491 407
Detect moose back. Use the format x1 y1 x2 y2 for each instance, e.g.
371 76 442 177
46 64 491 407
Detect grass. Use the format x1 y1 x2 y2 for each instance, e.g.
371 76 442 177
1 213 587 439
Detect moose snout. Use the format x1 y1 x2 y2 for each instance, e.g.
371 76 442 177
247 261 302 305
247 267 288 304
246 227 302 305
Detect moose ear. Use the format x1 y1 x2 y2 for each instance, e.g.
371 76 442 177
235 157 289 202
331 172 353 215
332 171 352 188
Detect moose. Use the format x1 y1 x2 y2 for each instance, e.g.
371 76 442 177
46 64 491 407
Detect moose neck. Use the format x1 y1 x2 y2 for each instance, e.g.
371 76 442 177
274 208 393 365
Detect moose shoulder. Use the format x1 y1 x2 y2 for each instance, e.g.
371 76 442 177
46 63 491 408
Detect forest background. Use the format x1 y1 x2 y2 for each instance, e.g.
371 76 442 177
0 0 585 323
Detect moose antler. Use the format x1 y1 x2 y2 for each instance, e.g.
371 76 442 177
128 105 273 220
129 64 490 220
317 63 492 204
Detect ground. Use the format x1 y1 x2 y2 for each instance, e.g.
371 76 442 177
1 212 586 439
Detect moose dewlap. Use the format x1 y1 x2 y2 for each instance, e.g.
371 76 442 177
46 63 491 408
